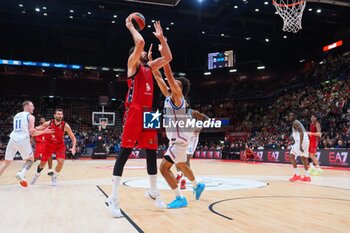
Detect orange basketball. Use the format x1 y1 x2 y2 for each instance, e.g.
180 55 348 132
129 12 146 31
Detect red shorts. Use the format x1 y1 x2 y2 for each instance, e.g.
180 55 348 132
121 104 158 150
309 140 317 154
34 143 46 159
42 143 66 162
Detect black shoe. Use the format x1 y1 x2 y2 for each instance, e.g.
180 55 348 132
47 171 54 176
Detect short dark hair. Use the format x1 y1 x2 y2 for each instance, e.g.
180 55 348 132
54 108 63 114
175 77 191 97
129 47 135 56
22 101 33 107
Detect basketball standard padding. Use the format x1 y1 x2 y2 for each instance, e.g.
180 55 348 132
123 0 181 7
129 12 146 31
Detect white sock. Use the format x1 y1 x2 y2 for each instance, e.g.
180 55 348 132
54 170 60 177
176 171 182 177
173 187 182 197
149 175 157 192
191 179 198 189
48 169 53 173
309 163 315 169
305 170 310 177
294 168 300 175
111 176 121 200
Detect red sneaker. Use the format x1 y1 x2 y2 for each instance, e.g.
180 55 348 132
20 180 28 187
180 179 186 190
300 176 311 182
176 174 183 183
289 174 301 182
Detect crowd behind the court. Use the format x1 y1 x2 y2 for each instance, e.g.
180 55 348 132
226 53 350 150
1 54 350 158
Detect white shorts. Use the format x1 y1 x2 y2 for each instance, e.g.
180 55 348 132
186 136 199 156
290 140 310 158
5 138 33 161
165 142 188 164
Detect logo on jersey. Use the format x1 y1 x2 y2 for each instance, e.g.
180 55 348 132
143 110 161 129
146 83 151 92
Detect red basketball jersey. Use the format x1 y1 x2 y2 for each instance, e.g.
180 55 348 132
309 121 319 142
47 120 66 144
125 64 154 108
35 134 48 143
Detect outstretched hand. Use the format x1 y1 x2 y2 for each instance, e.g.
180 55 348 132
153 21 164 40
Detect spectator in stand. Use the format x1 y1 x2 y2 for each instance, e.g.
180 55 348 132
336 140 346 149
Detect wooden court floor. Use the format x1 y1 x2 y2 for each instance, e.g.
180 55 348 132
0 159 349 233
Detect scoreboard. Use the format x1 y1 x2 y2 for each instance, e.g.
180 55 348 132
208 50 235 70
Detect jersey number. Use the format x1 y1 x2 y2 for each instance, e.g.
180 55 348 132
15 119 22 130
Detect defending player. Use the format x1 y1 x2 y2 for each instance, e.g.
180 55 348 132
0 101 53 187
30 109 76 186
288 112 311 182
107 19 173 218
34 117 54 176
307 113 322 175
151 42 205 208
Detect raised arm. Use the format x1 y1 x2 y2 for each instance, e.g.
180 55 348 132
147 43 170 97
65 123 77 155
126 16 145 76
164 63 183 107
147 21 172 71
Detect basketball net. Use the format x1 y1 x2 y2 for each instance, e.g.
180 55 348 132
100 121 107 130
273 0 306 33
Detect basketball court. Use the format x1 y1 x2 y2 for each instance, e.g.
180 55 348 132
1 159 349 233
1 0 350 232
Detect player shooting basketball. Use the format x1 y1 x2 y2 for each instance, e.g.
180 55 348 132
107 17 173 218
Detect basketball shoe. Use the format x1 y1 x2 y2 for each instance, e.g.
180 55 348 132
193 182 205 200
289 174 301 182
167 196 188 209
107 197 123 218
16 171 28 187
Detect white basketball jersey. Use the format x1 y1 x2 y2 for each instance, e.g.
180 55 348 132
164 96 190 143
292 119 309 142
187 109 202 137
10 111 30 142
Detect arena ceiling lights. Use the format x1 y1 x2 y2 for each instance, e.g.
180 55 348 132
123 0 181 6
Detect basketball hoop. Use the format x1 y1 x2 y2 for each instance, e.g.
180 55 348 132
273 0 306 33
